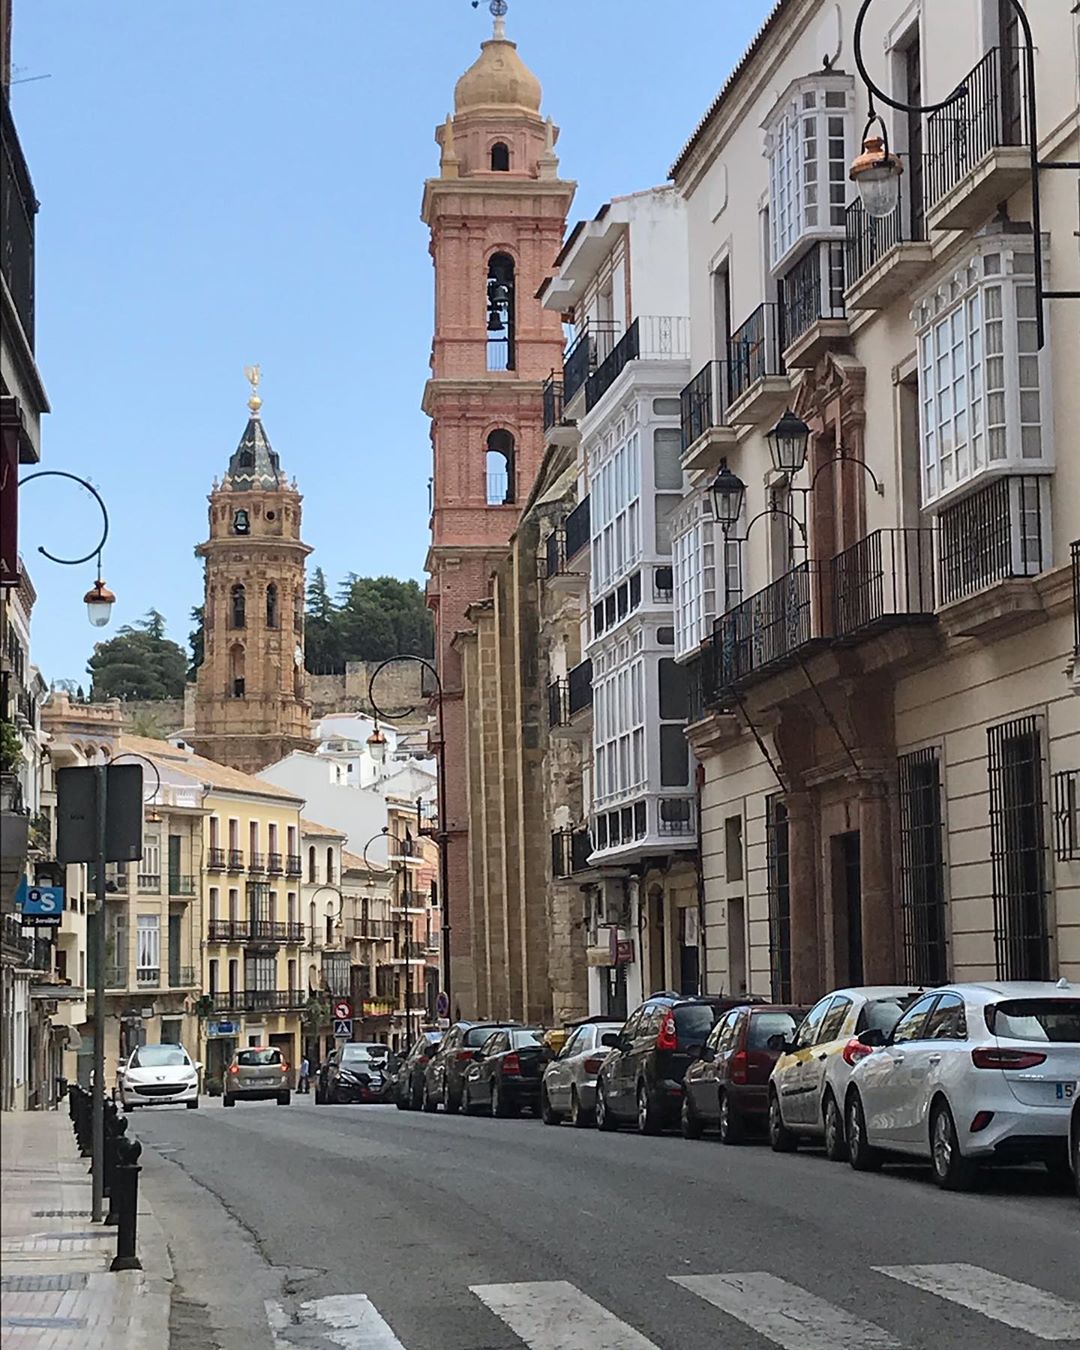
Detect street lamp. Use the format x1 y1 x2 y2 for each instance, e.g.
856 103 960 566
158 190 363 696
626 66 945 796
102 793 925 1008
708 461 746 536
765 410 811 477
17 470 115 627
849 124 904 220
366 724 388 766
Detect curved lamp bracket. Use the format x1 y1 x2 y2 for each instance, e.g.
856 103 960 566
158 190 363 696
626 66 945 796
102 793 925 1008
367 655 441 723
17 470 110 569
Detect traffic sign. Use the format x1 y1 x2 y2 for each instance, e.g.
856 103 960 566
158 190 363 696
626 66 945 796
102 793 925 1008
332 1018 353 1039
332 998 353 1021
15 879 64 927
435 991 450 1019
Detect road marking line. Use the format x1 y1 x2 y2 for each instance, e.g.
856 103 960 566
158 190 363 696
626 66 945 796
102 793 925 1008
875 1263 1080 1341
265 1294 407 1348
470 1280 662 1349
671 1272 903 1350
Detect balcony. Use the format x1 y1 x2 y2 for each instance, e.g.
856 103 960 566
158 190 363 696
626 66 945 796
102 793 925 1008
1 98 37 348
830 529 935 641
843 200 932 311
543 374 564 430
360 998 396 1018
564 495 590 563
207 847 226 871
207 918 305 944
285 853 303 877
936 475 1048 636
227 850 245 872
208 919 243 943
779 242 848 369
563 320 620 407
925 48 1031 231
267 852 283 875
168 874 195 897
657 797 696 838
584 316 690 414
169 965 197 988
210 989 307 1015
711 562 819 696
548 660 592 738
552 828 593 879
1 914 48 970
248 852 266 875
351 918 394 940
136 967 160 988
680 361 736 473
726 303 789 425
136 873 161 894
591 796 698 857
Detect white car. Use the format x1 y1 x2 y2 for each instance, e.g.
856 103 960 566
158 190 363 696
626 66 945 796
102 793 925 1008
768 985 923 1160
845 980 1080 1190
540 1019 623 1127
119 1043 201 1110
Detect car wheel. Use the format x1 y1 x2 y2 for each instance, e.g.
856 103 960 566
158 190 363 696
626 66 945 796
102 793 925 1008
636 1082 663 1136
186 1098 199 1111
491 1081 510 1119
768 1090 797 1152
595 1085 617 1132
569 1088 592 1129
1044 1156 1073 1190
421 1078 438 1114
846 1092 883 1173
928 1099 976 1190
223 1095 235 1108
443 1081 461 1115
823 1092 848 1163
540 1085 561 1126
718 1090 745 1146
680 1092 704 1140
462 1083 476 1116
277 1092 291 1106
410 1080 424 1112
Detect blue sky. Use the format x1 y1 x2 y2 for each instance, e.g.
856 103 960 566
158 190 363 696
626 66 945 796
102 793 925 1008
13 0 771 684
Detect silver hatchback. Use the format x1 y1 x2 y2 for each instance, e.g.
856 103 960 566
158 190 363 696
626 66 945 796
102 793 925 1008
223 1046 292 1107
540 1020 623 1127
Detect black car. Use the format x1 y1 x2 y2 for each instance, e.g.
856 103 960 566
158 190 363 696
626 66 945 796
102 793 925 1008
422 1021 514 1113
462 1027 546 1117
596 992 767 1134
315 1042 396 1105
395 1032 443 1111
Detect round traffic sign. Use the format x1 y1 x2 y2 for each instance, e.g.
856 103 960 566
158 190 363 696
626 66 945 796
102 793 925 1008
332 998 352 1021
435 991 450 1018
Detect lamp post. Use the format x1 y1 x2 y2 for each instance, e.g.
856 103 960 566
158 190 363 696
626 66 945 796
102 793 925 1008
16 471 115 625
367 657 451 1015
850 0 1080 350
360 826 415 1053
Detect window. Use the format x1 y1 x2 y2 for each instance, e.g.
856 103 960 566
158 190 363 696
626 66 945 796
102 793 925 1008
898 748 948 985
486 253 515 371
486 429 515 505
326 848 335 883
591 428 642 599
765 796 792 1002
593 655 645 812
747 1010 800 1051
653 427 683 490
725 816 744 883
924 993 966 1040
229 644 245 699
490 141 509 171
988 715 1050 980
209 887 219 921
308 846 317 883
208 958 219 994
793 997 830 1048
230 584 246 629
890 994 938 1043
765 77 853 270
986 998 1080 1042
266 583 278 628
237 1046 280 1065
136 915 160 978
817 995 852 1044
914 241 1050 508
244 955 275 992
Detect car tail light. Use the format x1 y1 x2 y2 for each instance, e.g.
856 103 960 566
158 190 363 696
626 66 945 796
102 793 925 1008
843 1037 874 1067
228 1064 238 1075
730 1050 748 1085
280 1063 288 1073
971 1047 1047 1070
456 1050 476 1063
582 1055 605 1074
970 1111 994 1133
656 1012 677 1051
502 1052 521 1075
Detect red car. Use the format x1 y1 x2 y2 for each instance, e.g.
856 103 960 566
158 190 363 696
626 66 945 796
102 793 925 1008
682 1004 810 1143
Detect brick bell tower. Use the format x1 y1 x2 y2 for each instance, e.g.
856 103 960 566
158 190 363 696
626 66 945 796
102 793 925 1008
422 3 574 1015
192 369 313 773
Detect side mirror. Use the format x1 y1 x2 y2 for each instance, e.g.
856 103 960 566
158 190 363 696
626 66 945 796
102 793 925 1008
194 1061 203 1071
472 1050 484 1062
685 1043 704 1061
857 1028 886 1048
600 1032 620 1048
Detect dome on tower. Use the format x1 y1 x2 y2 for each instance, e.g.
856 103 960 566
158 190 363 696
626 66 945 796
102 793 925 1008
454 34 541 115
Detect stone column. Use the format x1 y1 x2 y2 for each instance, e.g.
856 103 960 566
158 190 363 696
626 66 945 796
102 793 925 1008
787 790 822 1002
858 778 897 984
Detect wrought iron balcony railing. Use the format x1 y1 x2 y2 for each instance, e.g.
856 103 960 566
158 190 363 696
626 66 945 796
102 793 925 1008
169 965 197 987
207 847 226 870
248 852 266 875
227 849 245 871
844 198 911 291
548 678 570 729
1 98 37 347
568 659 593 716
584 316 690 414
210 989 307 1014
564 495 590 562
168 874 195 897
267 852 283 875
285 853 303 876
779 241 845 351
542 374 564 431
727 303 785 404
680 360 731 451
830 529 935 639
712 561 816 693
562 320 620 405
937 476 1046 606
552 827 593 879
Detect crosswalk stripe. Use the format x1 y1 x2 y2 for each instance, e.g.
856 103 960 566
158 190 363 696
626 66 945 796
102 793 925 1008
875 1263 1080 1342
671 1272 903 1350
470 1280 662 1350
265 1294 407 1349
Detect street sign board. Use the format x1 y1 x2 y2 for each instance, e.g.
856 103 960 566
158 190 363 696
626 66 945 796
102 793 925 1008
435 991 450 1019
332 1018 353 1039
56 764 144 864
208 1020 238 1038
437 1017 450 1029
332 998 352 1021
14 879 64 927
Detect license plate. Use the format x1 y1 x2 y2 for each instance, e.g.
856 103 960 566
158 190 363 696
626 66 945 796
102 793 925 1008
1056 1081 1076 1100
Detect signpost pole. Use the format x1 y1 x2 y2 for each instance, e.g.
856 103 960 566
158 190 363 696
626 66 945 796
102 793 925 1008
91 765 107 1224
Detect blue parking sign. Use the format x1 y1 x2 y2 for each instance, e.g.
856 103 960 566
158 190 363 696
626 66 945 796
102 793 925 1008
15 879 65 925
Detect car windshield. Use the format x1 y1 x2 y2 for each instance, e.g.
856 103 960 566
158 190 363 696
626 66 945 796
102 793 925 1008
673 1005 717 1045
986 999 1080 1042
236 1049 282 1066
130 1045 188 1069
859 996 919 1036
510 1029 543 1048
342 1045 385 1062
747 1012 800 1050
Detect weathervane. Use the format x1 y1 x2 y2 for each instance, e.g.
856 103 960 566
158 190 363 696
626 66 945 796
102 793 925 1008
471 0 508 36
243 364 262 416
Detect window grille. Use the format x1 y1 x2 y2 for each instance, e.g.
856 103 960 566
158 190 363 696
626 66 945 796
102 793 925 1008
897 748 949 985
987 715 1050 980
765 795 792 1001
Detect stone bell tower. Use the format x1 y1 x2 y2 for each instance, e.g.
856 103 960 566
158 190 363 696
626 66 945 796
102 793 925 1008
423 3 574 1012
191 369 313 773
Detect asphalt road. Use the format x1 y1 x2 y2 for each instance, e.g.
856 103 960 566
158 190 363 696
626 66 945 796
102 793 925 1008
136 1094 1080 1350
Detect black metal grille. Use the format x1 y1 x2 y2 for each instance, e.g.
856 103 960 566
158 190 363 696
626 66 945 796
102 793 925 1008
1052 769 1079 863
567 659 593 715
564 496 590 561
548 678 569 729
925 47 1029 213
563 321 619 405
1071 540 1080 656
830 528 935 636
897 748 949 986
680 361 730 451
1 99 37 346
937 476 1045 605
778 242 845 350
207 847 225 870
765 795 792 1003
542 375 564 431
585 319 640 412
987 715 1050 981
844 198 908 291
552 828 592 878
714 562 813 689
728 303 785 403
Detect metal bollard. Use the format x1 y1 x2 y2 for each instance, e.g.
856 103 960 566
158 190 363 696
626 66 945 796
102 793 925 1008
75 1089 92 1157
109 1130 143 1272
102 1104 119 1222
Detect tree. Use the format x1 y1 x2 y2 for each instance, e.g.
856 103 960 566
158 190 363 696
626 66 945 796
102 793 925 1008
304 573 433 673
188 606 205 681
87 610 188 701
304 568 338 673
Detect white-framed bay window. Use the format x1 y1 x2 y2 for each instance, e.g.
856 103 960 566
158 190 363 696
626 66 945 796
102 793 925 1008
764 75 853 273
914 235 1052 510
672 491 743 661
592 643 646 811
589 414 642 599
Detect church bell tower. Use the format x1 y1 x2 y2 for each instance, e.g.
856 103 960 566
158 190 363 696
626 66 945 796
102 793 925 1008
191 369 313 773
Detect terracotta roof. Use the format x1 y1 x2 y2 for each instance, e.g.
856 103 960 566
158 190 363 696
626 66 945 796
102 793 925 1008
118 736 303 804
300 817 346 839
340 849 377 872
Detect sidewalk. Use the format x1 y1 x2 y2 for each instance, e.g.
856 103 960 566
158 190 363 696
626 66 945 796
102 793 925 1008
0 1108 172 1347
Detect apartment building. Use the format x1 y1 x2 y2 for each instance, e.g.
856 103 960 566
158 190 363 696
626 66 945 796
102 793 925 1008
670 0 1079 1000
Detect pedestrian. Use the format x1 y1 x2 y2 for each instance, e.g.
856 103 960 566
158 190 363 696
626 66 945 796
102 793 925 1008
299 1055 310 1094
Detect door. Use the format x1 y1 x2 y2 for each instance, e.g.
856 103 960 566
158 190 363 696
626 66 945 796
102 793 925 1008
905 37 924 240
802 995 853 1134
776 996 831 1125
902 992 967 1147
603 966 627 1020
168 913 182 987
706 1010 741 1123
168 835 182 893
998 0 1022 146
861 993 938 1144
727 896 747 999
549 1028 584 1110
470 1031 505 1108
610 1008 643 1115
834 833 863 986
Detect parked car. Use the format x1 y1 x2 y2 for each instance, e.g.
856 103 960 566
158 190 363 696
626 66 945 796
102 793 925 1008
768 984 923 1159
595 993 767 1134
223 1046 292 1107
395 1032 443 1110
315 1042 396 1105
463 1027 546 1117
422 1021 514 1113
844 981 1080 1190
118 1043 200 1110
683 1004 809 1142
540 1019 623 1127
1070 1095 1079 1200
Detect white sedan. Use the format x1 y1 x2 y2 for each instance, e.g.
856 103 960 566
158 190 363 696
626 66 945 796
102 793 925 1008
845 979 1080 1189
118 1043 201 1110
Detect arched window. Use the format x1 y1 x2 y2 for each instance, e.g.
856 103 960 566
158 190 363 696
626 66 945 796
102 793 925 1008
308 902 316 944
490 141 510 171
230 584 246 629
292 588 303 631
485 429 516 505
486 252 515 371
326 848 335 884
308 846 317 882
229 644 245 699
266 583 278 628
